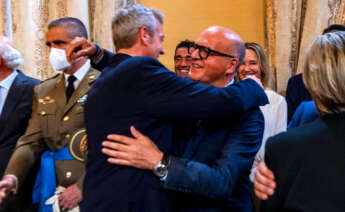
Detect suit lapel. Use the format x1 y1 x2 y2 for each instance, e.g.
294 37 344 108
62 69 98 115
0 72 27 132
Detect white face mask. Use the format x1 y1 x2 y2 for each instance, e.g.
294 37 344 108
49 48 71 71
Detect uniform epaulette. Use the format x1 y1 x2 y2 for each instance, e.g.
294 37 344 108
40 73 60 84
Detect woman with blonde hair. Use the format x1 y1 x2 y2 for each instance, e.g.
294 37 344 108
261 31 345 211
237 42 287 181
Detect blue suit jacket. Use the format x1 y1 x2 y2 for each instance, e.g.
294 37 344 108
164 108 264 212
0 71 39 212
82 56 267 212
287 101 318 130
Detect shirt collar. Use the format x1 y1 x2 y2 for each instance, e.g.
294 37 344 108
0 70 18 90
225 78 235 87
64 59 90 82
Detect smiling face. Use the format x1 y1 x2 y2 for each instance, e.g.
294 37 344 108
188 27 240 87
238 49 262 81
174 47 193 77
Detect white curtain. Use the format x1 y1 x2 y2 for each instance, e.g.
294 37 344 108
0 0 134 80
265 0 345 93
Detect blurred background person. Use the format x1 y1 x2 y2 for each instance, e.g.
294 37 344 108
261 30 345 212
237 42 287 181
174 40 195 77
285 73 312 122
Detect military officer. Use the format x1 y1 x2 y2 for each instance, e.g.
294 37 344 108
0 17 99 211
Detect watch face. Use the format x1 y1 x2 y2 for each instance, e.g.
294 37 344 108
154 164 168 177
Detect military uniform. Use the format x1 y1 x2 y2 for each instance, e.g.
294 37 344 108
5 67 99 190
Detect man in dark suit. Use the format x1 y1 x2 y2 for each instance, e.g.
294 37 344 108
0 36 39 211
65 4 267 212
102 26 265 212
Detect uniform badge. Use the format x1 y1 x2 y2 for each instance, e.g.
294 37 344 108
69 128 88 162
77 94 88 103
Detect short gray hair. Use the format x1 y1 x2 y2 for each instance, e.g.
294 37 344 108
0 43 23 69
111 4 164 50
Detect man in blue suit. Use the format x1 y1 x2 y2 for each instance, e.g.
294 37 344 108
68 4 267 212
0 36 39 212
101 26 265 212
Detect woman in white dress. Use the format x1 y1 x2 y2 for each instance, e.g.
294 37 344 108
237 42 287 181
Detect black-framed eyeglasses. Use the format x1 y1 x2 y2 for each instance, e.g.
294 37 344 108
194 44 235 60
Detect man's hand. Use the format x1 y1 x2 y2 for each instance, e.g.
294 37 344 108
66 37 97 62
58 184 82 210
0 175 16 203
254 162 276 200
102 126 163 170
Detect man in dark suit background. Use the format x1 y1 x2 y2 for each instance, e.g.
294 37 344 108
0 36 39 211
68 4 267 212
285 73 312 122
102 26 265 212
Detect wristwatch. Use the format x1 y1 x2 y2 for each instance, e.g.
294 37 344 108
152 153 170 178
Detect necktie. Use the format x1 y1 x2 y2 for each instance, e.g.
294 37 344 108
66 75 77 102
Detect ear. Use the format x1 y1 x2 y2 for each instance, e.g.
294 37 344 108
225 58 239 76
138 26 151 46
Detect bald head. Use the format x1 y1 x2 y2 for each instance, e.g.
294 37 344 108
197 26 245 68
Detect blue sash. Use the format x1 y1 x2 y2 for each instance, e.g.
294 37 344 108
32 147 73 212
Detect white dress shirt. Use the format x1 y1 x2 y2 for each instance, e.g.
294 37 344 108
250 89 287 181
64 59 91 89
0 70 18 116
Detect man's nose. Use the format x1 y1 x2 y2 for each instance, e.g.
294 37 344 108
181 58 188 66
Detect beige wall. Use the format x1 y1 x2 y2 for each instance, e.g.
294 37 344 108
138 0 265 70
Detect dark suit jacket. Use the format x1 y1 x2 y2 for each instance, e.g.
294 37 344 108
0 70 39 212
261 113 345 212
0 71 39 177
164 108 264 212
82 56 268 212
285 74 312 122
